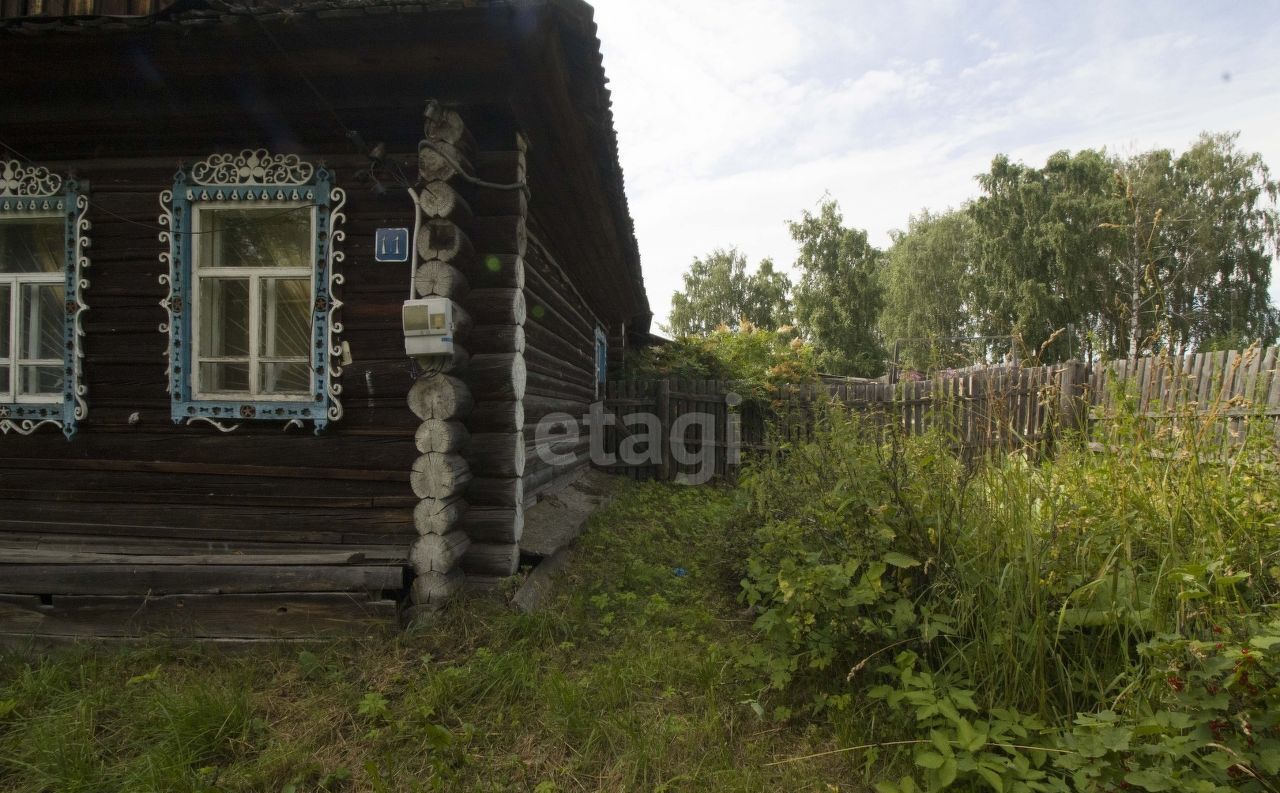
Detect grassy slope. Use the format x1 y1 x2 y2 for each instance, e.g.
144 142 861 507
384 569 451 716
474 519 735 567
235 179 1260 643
0 483 856 793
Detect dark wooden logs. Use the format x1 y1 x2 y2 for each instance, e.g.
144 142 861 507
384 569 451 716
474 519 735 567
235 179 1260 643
423 106 474 154
461 542 520 577
413 496 467 536
417 219 474 264
468 254 525 290
408 374 474 421
409 531 471 574
474 149 526 190
410 567 464 606
466 325 524 355
416 180 473 227
467 432 525 477
467 288 526 326
413 344 470 376
466 185 526 221
414 419 469 454
525 365 591 402
410 453 472 500
413 260 470 300
462 504 524 543
472 215 526 257
0 564 403 596
450 303 474 343
523 394 589 423
467 353 527 402
469 400 524 432
418 142 470 183
466 477 523 508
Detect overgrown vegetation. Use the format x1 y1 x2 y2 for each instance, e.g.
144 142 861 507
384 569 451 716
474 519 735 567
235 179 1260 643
623 320 819 400
0 487 852 792
3 400 1278 791
739 396 1280 790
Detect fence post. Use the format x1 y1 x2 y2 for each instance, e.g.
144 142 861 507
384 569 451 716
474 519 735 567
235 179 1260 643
657 378 672 481
1058 360 1086 434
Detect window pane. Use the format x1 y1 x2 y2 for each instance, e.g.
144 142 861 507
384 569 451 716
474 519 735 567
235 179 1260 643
260 362 310 395
0 365 8 396
18 283 65 361
0 283 9 360
19 364 62 396
260 277 311 359
199 278 250 359
200 362 249 393
0 218 63 274
198 207 311 269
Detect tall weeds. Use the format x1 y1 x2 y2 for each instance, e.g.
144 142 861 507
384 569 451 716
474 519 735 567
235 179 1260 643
738 394 1280 789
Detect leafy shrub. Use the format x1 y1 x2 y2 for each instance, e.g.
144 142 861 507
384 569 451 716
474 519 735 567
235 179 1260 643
736 399 1280 789
625 321 819 400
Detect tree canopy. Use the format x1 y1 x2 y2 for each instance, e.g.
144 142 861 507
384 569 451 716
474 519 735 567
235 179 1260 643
662 131 1278 376
788 199 887 377
666 248 792 336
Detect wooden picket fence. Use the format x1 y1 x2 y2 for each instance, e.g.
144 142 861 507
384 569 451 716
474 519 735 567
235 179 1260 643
601 345 1280 482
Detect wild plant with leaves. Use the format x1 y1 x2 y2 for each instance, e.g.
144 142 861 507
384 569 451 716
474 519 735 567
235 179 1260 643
736 393 1280 791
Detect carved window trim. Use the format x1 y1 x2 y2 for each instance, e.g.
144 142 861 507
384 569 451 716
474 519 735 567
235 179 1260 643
159 151 346 434
594 326 608 398
0 160 90 439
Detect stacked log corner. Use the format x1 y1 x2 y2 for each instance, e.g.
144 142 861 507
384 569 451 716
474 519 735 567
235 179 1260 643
456 133 531 586
404 106 480 619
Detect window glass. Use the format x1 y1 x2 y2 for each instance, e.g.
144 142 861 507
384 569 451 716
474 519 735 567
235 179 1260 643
199 208 311 269
15 282 65 397
259 277 311 395
0 218 63 274
0 282 9 396
19 282 65 361
198 278 250 394
0 283 9 360
260 277 310 358
193 207 313 399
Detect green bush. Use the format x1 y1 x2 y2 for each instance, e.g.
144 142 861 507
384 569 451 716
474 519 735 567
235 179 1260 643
624 322 819 400
736 400 1280 789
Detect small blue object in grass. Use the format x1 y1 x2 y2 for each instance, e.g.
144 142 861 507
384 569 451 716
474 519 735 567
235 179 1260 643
673 567 688 577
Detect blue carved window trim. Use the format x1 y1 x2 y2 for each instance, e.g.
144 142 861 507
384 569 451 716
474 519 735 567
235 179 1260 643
0 160 90 439
158 151 346 434
594 326 608 397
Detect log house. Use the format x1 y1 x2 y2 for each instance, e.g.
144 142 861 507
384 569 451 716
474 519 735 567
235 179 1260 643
0 0 650 639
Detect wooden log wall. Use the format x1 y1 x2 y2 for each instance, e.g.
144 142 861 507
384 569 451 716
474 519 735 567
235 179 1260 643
456 133 529 588
403 105 482 617
0 152 424 565
404 107 532 600
520 229 604 505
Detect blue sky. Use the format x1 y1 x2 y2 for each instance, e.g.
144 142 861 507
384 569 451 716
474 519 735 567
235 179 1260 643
590 0 1280 330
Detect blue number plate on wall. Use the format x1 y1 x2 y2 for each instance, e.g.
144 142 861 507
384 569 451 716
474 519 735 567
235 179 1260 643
374 227 411 263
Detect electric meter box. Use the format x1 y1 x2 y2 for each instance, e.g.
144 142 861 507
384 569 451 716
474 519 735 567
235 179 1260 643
402 298 455 357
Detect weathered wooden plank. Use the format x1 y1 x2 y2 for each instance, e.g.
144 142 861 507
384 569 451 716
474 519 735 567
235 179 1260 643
0 563 405 595
0 457 409 483
0 593 398 639
0 550 367 566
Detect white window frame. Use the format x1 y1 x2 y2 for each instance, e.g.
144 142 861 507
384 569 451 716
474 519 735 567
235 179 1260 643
0 214 66 406
189 201 316 403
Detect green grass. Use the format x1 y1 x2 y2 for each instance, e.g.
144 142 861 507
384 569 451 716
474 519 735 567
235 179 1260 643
0 483 862 793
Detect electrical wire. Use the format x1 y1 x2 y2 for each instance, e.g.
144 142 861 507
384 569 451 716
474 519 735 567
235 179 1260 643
418 138 527 192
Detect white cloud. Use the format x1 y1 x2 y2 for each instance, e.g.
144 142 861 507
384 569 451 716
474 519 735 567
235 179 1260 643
589 0 1280 327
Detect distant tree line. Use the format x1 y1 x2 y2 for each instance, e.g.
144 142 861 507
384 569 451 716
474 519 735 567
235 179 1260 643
664 131 1280 376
